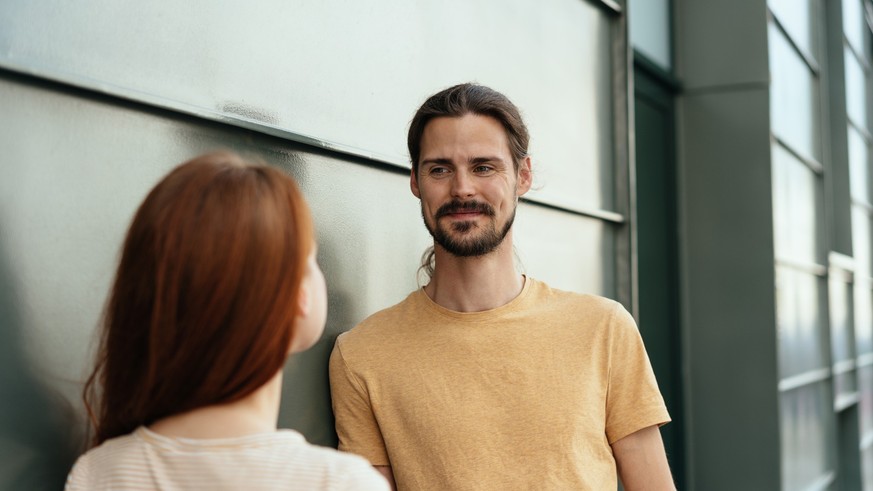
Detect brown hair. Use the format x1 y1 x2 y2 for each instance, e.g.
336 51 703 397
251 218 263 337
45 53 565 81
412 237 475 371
83 151 314 446
407 83 530 174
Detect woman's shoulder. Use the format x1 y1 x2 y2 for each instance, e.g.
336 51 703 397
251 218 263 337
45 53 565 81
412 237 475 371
64 432 143 490
66 428 389 490
267 431 389 490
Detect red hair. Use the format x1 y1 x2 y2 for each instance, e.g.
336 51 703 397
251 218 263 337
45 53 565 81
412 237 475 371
83 151 314 445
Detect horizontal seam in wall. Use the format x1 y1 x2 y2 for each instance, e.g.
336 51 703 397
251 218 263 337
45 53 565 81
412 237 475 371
0 61 625 224
681 82 770 97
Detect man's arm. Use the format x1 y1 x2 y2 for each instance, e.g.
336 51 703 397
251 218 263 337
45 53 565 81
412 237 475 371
374 466 396 491
612 425 675 491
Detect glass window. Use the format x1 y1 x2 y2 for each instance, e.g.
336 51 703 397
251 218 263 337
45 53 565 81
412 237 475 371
772 145 821 265
776 267 829 378
859 361 873 438
849 127 870 203
779 381 834 490
629 0 672 69
831 273 854 364
855 208 873 278
768 0 818 62
844 0 866 58
845 46 869 130
857 278 873 356
770 23 822 161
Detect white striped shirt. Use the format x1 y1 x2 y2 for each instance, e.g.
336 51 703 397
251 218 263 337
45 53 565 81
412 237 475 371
65 426 389 490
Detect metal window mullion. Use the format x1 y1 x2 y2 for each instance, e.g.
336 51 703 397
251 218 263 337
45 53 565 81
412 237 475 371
779 367 832 392
847 116 873 140
769 9 822 75
853 199 873 214
773 135 826 174
776 258 829 276
844 36 872 73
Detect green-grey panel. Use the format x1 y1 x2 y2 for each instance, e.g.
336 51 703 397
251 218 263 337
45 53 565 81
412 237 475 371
0 68 619 483
675 0 769 89
514 206 612 297
679 86 780 489
0 0 619 215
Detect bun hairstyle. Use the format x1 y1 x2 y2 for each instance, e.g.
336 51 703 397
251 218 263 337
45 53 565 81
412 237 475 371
84 151 314 445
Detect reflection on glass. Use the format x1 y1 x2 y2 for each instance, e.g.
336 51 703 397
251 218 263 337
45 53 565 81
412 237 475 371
830 275 853 363
768 0 817 61
772 145 820 265
849 127 870 203
857 279 873 355
845 46 868 130
860 364 873 437
776 267 828 378
864 446 873 490
769 23 821 161
628 0 672 69
779 381 832 490
844 0 866 57
854 208 873 277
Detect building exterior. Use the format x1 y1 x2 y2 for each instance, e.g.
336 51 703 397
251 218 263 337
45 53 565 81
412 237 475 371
0 0 870 489
637 0 872 489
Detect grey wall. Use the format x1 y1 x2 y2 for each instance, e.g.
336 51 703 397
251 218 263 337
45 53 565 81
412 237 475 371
675 0 782 489
0 0 629 487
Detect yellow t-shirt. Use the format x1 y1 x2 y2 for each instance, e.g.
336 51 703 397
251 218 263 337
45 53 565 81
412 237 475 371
329 278 670 491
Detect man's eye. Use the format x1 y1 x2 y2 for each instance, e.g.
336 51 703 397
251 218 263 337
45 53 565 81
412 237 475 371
474 165 494 173
430 167 449 175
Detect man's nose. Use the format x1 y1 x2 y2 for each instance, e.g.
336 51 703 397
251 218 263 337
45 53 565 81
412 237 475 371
450 170 475 198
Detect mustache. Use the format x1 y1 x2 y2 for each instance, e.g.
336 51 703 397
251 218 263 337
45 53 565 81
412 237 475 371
435 200 495 218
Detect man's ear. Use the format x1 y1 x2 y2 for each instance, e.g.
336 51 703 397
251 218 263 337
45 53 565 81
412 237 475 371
516 156 533 197
410 167 421 198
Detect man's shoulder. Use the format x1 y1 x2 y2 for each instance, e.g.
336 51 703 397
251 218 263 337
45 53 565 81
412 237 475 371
530 278 622 315
336 290 420 345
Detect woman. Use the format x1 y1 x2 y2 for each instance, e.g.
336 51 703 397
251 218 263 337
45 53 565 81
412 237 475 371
66 152 388 490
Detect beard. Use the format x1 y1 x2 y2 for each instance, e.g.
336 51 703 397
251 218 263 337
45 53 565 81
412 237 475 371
422 199 516 257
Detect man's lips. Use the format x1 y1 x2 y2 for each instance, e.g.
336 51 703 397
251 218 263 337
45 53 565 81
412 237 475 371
445 211 483 218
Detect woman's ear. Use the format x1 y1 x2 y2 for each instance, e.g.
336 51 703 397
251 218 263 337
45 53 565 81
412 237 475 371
296 282 311 317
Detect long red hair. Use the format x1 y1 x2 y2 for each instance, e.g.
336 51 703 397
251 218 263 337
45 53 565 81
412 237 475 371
83 151 313 446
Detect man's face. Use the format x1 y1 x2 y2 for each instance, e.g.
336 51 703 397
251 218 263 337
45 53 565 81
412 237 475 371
411 114 532 257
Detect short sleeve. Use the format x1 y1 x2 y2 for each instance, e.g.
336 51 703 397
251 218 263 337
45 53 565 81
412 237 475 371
329 336 391 466
604 303 671 444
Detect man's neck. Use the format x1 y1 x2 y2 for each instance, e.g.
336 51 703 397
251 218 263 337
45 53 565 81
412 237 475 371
424 236 525 313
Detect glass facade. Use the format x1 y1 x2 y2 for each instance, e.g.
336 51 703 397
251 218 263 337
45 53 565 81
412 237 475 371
768 1 837 487
769 0 873 487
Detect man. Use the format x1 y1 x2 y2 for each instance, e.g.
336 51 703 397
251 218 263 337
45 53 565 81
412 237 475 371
329 83 674 490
